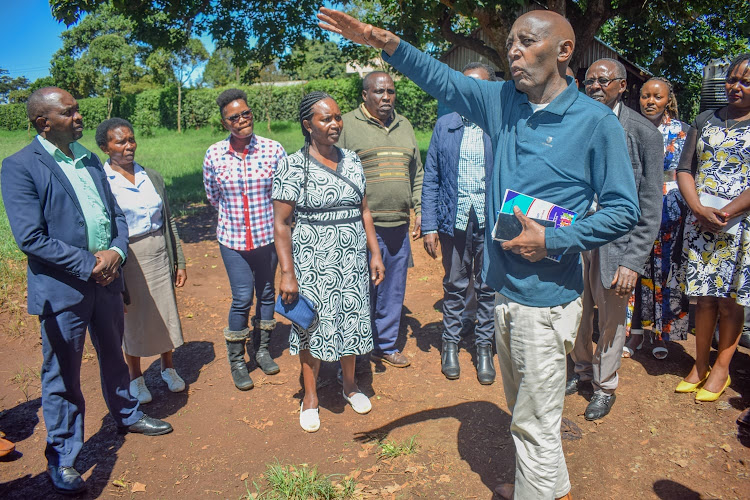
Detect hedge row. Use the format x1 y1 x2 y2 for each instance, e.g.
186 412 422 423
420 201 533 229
0 76 437 133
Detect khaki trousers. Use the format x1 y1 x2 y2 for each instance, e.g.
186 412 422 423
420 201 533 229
494 293 582 499
571 249 629 395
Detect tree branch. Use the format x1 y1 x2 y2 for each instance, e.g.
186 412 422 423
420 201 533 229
437 8 505 71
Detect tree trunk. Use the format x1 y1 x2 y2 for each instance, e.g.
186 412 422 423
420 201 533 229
106 97 113 120
177 85 182 134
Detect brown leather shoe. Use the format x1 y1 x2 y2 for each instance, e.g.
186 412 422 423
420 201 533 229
371 351 410 368
0 437 15 457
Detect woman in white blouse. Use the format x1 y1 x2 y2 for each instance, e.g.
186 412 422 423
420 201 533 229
95 118 187 404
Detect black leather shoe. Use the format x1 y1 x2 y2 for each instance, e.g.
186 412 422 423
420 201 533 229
441 340 460 379
565 373 592 396
118 415 173 436
476 344 496 385
47 465 86 495
584 393 616 420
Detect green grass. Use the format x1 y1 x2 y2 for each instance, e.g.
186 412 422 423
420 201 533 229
0 122 432 302
246 462 358 500
378 435 418 459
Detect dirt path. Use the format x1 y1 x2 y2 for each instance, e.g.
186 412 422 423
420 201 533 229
0 207 748 499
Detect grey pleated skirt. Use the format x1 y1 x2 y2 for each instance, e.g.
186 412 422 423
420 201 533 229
122 228 184 357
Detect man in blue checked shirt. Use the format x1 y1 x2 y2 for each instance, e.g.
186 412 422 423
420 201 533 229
422 62 498 385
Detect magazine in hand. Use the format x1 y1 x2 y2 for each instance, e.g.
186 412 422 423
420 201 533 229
493 189 578 262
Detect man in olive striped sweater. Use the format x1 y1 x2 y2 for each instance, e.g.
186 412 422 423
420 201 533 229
339 71 424 368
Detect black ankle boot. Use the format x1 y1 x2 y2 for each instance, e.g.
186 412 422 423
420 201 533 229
224 327 253 390
476 344 496 385
253 318 280 375
441 340 460 379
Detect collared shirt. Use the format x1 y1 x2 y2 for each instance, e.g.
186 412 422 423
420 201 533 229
359 103 396 130
203 134 286 250
37 136 125 260
612 101 622 118
104 161 164 238
455 118 486 231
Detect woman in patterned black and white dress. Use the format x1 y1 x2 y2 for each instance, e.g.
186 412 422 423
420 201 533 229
273 92 385 432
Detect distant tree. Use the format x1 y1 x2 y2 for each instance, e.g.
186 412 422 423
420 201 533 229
0 69 30 104
50 0 329 76
50 3 142 116
285 40 348 81
9 76 58 104
147 39 209 133
202 47 241 88
598 3 750 121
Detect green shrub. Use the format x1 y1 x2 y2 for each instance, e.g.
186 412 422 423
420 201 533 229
182 87 221 130
305 75 362 114
0 103 28 130
131 87 179 136
0 76 437 132
78 97 109 130
394 79 437 131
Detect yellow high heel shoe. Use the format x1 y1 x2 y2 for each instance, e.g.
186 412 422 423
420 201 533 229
675 371 710 393
695 375 731 402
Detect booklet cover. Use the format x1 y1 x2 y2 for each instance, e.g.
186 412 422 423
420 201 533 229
493 189 578 262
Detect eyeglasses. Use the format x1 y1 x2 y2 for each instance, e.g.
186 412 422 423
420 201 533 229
583 77 624 87
225 109 253 123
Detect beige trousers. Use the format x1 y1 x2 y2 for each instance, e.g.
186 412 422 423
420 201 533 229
494 293 582 500
571 249 629 395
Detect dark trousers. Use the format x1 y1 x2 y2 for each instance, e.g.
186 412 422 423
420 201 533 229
220 243 278 331
439 210 494 346
40 284 142 468
370 224 411 355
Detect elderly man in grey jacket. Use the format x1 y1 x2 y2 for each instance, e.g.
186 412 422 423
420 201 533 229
566 58 664 420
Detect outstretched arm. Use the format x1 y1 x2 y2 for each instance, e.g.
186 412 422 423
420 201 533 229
318 6 496 132
317 7 401 55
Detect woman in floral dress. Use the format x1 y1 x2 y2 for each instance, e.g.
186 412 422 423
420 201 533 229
623 77 690 360
675 53 750 402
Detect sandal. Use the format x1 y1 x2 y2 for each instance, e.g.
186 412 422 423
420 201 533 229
342 390 372 414
622 334 644 358
299 401 320 432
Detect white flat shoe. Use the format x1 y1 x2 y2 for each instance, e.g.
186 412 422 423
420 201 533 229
129 376 152 404
299 402 320 432
161 368 186 392
343 390 372 414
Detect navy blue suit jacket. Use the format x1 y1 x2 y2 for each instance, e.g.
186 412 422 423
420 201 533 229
421 112 493 236
1 137 129 315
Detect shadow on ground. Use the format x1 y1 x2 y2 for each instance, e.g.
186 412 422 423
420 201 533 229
354 401 514 492
0 340 215 499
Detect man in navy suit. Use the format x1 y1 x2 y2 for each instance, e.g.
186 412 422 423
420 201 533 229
1 87 173 495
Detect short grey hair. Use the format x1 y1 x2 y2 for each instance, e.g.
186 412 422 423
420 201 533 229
589 58 627 79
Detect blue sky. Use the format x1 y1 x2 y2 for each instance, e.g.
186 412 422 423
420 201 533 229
0 1 339 83
1 0 68 81
0 0 217 82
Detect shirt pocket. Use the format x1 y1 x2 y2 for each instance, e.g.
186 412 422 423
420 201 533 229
214 164 242 196
247 161 275 180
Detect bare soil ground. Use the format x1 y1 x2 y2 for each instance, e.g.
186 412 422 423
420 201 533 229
0 207 748 499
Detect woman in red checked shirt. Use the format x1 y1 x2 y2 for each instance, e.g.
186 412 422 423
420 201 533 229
203 88 287 391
